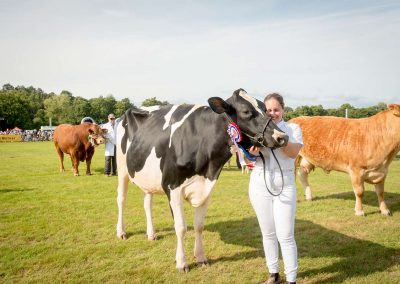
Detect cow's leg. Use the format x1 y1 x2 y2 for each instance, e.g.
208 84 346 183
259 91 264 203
116 171 129 240
71 153 79 176
170 187 188 272
144 193 156 240
298 158 313 200
55 145 65 173
85 158 92 175
194 198 210 267
374 181 392 216
350 173 365 216
85 149 94 175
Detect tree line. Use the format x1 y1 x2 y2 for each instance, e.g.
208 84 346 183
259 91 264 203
0 84 168 130
0 83 389 130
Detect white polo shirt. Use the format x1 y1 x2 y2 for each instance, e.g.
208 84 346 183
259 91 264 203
254 120 303 171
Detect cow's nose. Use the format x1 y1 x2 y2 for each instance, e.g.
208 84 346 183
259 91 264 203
277 135 288 146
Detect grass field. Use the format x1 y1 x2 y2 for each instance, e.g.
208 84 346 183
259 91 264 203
1 141 400 283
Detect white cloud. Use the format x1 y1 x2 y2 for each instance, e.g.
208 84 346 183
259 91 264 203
0 1 399 108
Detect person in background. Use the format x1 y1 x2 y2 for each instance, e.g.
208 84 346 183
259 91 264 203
101 113 117 176
248 93 303 284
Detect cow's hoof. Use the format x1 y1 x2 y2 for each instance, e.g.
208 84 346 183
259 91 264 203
177 266 189 273
86 173 92 176
197 261 210 268
147 234 157 241
74 174 79 177
118 233 127 240
382 210 392 216
355 210 365 216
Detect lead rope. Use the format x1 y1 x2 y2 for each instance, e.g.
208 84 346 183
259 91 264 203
259 149 284 196
223 112 284 196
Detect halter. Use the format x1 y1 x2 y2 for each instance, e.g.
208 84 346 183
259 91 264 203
224 113 284 196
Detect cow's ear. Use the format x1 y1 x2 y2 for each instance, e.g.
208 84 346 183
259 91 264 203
208 97 231 114
388 104 400 117
101 128 108 133
257 99 266 113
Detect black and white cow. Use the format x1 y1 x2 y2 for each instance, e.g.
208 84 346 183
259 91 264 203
115 89 288 272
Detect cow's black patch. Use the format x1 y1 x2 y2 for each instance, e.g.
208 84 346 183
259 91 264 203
120 89 288 200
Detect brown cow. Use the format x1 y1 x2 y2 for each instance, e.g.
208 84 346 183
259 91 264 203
291 104 400 216
54 123 106 176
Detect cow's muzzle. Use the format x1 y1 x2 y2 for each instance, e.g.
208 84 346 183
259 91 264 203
244 117 288 148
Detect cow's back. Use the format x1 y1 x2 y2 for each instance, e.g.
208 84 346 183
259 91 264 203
291 115 383 172
54 124 89 155
117 105 232 198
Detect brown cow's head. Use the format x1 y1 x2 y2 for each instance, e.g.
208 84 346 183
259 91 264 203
88 124 107 146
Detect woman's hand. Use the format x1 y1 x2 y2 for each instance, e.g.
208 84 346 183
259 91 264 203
248 146 260 156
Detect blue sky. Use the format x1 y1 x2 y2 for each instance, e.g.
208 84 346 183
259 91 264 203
1 0 399 108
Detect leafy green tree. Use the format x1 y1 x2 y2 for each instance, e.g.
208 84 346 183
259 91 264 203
0 91 32 129
89 95 116 123
141 97 169 107
70 97 91 124
44 92 73 125
114 98 133 117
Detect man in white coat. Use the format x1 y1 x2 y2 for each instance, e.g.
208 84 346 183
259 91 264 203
102 113 117 176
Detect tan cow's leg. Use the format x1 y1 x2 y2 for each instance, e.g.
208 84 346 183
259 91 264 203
298 158 313 201
144 193 156 240
116 171 129 240
55 145 65 173
374 181 392 216
194 197 210 267
170 187 188 272
351 173 365 216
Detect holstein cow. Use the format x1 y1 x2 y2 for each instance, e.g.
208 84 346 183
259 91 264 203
116 89 288 272
291 104 400 216
54 123 106 176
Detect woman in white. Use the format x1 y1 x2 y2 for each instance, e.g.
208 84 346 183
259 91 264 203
249 93 303 284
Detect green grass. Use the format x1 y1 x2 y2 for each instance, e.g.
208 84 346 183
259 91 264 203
1 142 399 283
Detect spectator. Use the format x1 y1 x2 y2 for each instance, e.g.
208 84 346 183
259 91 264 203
101 114 117 176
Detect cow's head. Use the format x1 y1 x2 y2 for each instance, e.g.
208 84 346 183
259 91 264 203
208 88 288 149
88 124 107 146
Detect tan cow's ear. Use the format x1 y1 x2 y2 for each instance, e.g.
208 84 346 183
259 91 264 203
388 104 400 117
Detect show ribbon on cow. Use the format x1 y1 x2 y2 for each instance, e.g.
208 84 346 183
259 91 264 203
227 122 256 167
88 134 95 146
226 118 283 196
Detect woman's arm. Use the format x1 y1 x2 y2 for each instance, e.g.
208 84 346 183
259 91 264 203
281 141 302 159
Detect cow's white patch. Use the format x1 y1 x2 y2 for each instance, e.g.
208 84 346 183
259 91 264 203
181 175 216 207
272 128 286 141
141 105 160 112
238 90 265 116
163 105 179 130
131 147 164 194
169 105 203 147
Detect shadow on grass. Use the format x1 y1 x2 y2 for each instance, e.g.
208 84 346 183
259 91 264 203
206 217 400 283
125 226 193 240
0 188 35 193
313 191 400 215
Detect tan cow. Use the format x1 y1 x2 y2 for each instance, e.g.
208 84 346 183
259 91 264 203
54 123 106 176
291 104 400 216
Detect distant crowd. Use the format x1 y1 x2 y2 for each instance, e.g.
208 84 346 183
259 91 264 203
0 129 54 141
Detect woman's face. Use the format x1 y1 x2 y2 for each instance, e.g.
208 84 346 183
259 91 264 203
265 98 284 123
